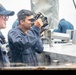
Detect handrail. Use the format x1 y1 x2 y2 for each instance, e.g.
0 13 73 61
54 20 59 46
72 0 76 9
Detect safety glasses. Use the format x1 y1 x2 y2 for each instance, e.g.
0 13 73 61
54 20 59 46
0 15 9 21
2 15 9 21
28 18 35 22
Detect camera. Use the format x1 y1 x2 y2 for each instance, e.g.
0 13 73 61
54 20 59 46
34 12 48 28
31 12 49 34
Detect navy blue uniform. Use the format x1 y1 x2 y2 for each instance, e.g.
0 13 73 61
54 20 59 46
12 19 19 28
53 19 74 39
0 32 10 67
8 26 44 66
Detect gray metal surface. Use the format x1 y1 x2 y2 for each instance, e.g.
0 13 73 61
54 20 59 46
43 44 76 65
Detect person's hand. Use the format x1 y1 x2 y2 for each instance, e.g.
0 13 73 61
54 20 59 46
40 31 44 37
34 18 43 29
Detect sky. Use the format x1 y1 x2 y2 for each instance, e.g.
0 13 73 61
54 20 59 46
0 0 76 41
59 0 76 28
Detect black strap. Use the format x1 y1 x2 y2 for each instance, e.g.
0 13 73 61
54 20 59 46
0 31 6 44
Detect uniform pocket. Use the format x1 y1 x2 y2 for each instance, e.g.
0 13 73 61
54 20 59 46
23 49 30 55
